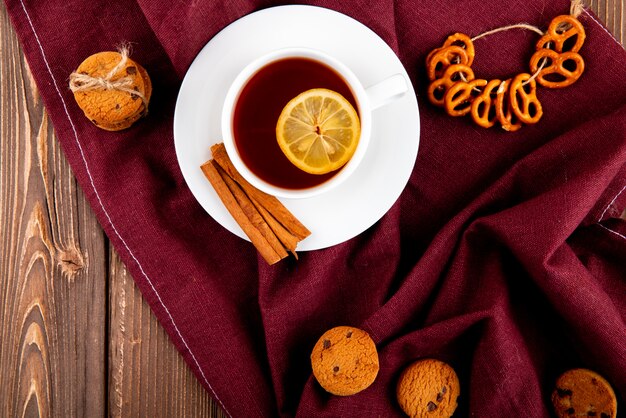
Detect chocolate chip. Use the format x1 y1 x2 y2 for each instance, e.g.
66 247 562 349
436 392 444 402
588 412 597 416
567 408 575 415
115 104 120 110
557 388 573 397
322 340 330 349
126 66 137 75
333 366 339 373
600 414 610 418
131 93 139 100
442 386 447 394
427 401 437 411
346 331 352 338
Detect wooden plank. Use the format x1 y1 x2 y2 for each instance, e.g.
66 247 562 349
108 249 227 418
589 0 626 44
0 4 107 418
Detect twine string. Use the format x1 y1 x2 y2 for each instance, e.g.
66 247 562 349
556 0 584 31
470 23 544 42
468 23 545 87
69 45 147 106
570 0 584 17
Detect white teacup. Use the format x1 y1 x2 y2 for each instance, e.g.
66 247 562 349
221 47 407 199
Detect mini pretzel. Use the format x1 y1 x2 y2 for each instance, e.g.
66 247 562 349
427 64 475 107
470 79 501 128
536 15 586 53
442 33 475 66
427 46 470 81
426 48 439 69
426 33 475 68
509 73 543 124
529 49 585 88
444 79 487 117
495 80 522 132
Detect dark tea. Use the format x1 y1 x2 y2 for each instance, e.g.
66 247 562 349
232 57 358 190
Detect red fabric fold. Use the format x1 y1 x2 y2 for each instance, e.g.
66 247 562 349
4 0 625 416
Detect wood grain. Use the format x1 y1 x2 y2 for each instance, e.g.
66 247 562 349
590 0 625 44
0 6 106 417
108 248 227 418
0 1 624 418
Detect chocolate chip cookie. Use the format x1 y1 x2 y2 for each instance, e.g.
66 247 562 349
552 369 617 418
310 326 379 396
396 359 460 418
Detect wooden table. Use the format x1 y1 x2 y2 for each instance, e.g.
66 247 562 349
1 2 624 417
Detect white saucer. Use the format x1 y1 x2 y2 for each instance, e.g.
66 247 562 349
174 5 420 251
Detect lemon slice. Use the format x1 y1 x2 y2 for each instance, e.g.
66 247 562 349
276 88 360 175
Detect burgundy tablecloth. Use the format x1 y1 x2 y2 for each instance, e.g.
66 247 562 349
5 0 626 416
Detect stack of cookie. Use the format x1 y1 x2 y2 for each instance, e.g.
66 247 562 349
71 51 152 131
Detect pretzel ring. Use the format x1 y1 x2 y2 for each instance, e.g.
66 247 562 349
470 79 501 128
530 49 585 88
444 79 487 117
425 13 585 131
509 73 543 124
536 15 586 53
495 80 522 132
427 46 470 81
427 64 475 107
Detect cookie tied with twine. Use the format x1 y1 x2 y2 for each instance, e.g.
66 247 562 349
70 46 152 131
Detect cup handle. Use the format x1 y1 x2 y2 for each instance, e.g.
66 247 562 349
365 73 408 110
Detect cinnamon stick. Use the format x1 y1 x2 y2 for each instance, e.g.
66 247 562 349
250 196 299 259
200 160 282 265
210 143 311 240
216 164 288 260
